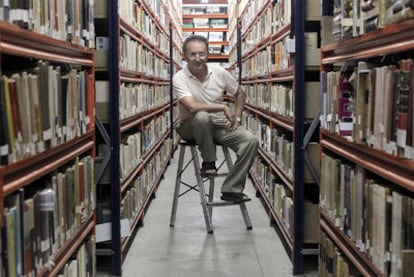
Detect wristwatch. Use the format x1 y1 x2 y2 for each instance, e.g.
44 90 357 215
235 117 242 124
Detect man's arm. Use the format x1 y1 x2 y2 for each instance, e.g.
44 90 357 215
232 86 246 120
179 96 233 120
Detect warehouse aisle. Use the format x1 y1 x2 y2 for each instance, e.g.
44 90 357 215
121 147 295 277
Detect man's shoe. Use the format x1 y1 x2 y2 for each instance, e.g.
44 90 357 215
201 162 217 178
220 192 251 202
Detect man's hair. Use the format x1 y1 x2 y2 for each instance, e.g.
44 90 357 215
182 35 209 54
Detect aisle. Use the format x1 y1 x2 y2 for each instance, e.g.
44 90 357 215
121 147 294 277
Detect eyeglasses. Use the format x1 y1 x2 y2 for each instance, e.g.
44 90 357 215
187 52 208 59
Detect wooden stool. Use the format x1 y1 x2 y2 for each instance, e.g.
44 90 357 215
169 140 252 233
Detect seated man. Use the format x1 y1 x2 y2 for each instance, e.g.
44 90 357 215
173 35 259 202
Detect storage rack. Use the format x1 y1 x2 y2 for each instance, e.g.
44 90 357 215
236 0 320 275
319 1 414 276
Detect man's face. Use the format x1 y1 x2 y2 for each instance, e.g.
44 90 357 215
184 40 208 73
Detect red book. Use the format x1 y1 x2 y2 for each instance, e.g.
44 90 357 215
8 78 21 139
397 59 411 148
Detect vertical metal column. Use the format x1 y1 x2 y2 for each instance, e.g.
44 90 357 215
109 0 121 275
169 24 174 139
293 0 305 275
237 16 242 83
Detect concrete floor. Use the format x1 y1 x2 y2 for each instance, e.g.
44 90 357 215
119 146 301 277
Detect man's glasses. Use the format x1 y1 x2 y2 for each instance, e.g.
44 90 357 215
188 52 208 59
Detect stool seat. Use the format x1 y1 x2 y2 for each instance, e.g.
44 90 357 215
169 140 253 233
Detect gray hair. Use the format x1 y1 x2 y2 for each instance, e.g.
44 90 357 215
182 35 209 54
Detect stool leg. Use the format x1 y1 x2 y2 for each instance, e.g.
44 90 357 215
239 202 253 230
191 146 213 233
170 144 186 227
208 177 215 221
222 145 253 230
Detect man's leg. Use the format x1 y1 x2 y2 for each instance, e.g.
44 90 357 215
214 126 259 194
176 112 217 163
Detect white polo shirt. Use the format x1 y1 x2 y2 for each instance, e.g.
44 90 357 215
173 64 239 122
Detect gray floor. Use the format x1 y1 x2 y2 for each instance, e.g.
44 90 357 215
121 147 296 277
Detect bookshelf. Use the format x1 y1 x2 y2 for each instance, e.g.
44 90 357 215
0 1 96 275
235 0 321 274
319 1 414 276
182 1 230 62
93 0 179 275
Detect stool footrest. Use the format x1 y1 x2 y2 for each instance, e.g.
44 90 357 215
203 173 228 179
207 199 251 207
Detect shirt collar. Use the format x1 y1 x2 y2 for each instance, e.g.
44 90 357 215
183 64 212 79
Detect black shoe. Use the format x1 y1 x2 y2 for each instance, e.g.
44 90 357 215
220 192 251 202
201 162 217 177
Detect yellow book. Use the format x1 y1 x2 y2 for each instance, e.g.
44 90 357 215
5 208 16 277
4 76 15 152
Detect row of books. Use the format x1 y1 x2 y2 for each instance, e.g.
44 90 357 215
56 238 96 277
252 158 294 239
119 0 169 47
95 81 170 123
120 111 170 179
245 109 321 181
119 34 170 78
332 0 414 41
119 83 170 120
182 18 228 29
182 30 228 43
244 115 294 179
0 0 95 47
161 0 180 37
121 138 173 226
182 6 228 15
320 59 414 160
319 231 359 276
145 0 170 30
241 40 291 77
251 144 319 244
242 7 277 53
1 155 95 276
245 81 320 120
0 62 93 165
241 0 291 38
320 152 414 276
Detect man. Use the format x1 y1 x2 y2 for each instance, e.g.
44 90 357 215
173 35 259 202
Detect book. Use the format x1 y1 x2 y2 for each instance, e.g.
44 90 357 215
65 166 75 237
337 73 354 136
28 73 41 150
15 72 33 156
23 195 36 277
38 188 56 267
4 77 16 154
0 77 10 162
401 249 414 277
397 59 412 150
4 192 24 276
391 191 403 277
36 61 52 146
8 78 22 156
56 172 67 246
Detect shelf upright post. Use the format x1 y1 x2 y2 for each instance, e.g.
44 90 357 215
237 15 242 83
109 0 121 276
170 23 175 139
293 0 305 275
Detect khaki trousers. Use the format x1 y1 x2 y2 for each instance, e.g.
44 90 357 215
176 111 259 194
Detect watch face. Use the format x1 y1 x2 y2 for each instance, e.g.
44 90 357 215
236 117 241 122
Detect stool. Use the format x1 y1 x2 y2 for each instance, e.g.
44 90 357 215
169 140 252 233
